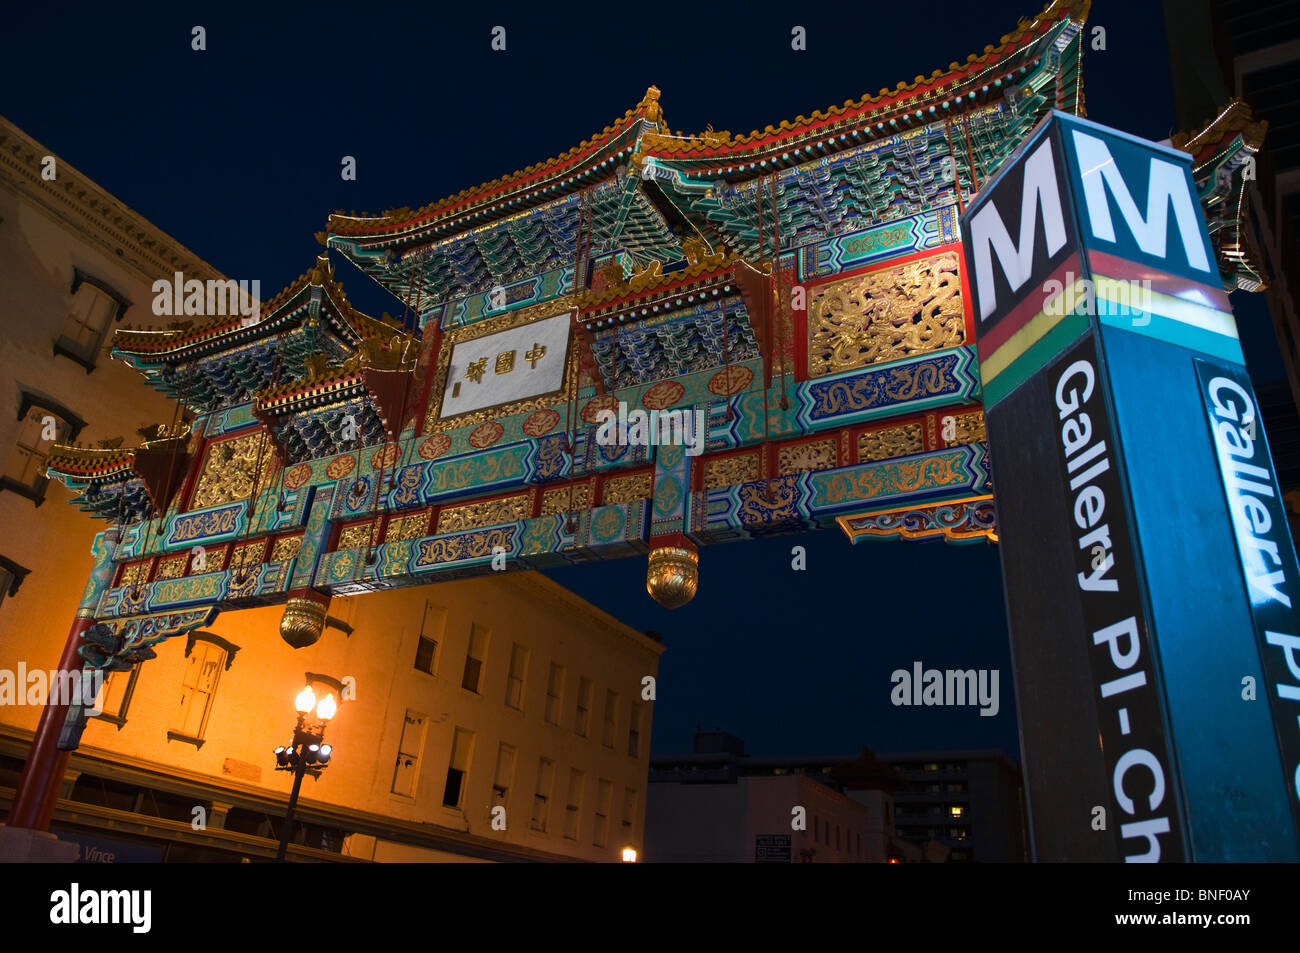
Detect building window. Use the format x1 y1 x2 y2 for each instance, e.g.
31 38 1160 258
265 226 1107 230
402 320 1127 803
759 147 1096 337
813 816 819 842
950 805 965 818
461 623 488 693
0 555 32 610
544 662 564 725
442 727 475 808
492 743 516 811
593 778 612 848
414 601 445 675
55 269 130 371
531 757 554 833
621 787 637 836
602 689 619 748
563 768 585 840
392 711 427 797
575 676 593 738
949 828 969 841
415 636 438 675
627 702 642 758
168 638 226 745
3 393 86 504
505 643 528 711
88 666 140 727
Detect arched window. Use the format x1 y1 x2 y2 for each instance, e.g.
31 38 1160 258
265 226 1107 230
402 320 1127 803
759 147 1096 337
55 268 131 371
167 631 240 747
2 391 86 503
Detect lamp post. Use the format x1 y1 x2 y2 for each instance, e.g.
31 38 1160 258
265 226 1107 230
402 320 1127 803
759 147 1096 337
272 686 337 862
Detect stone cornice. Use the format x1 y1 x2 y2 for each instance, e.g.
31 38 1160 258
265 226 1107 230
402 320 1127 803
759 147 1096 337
0 113 227 285
500 571 665 662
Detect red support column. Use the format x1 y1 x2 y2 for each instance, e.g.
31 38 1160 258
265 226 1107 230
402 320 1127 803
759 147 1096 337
7 614 94 830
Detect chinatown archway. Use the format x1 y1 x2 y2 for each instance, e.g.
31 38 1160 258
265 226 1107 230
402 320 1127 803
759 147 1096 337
7 0 1298 862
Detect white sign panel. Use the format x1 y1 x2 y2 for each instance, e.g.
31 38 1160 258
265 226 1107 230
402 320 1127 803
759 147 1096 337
439 312 571 418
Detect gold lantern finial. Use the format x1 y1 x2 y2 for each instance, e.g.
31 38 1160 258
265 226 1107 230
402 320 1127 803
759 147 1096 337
646 545 698 609
280 596 328 648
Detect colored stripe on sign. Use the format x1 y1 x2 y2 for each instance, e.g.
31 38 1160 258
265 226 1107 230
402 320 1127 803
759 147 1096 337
1094 274 1243 364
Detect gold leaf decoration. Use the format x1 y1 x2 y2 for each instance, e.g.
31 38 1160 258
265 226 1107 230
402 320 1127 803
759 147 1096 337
808 251 964 378
777 439 837 475
857 423 924 462
602 472 654 504
701 454 760 491
436 494 531 533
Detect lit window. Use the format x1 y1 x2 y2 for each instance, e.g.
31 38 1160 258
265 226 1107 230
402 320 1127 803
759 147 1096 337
89 666 140 726
169 639 226 743
442 727 474 808
621 787 637 835
950 806 965 818
593 778 612 847
461 623 488 693
627 702 642 758
415 636 437 674
564 768 585 840
492 743 516 810
391 711 427 797
4 394 84 502
55 269 129 370
602 689 619 748
544 662 564 725
505 643 528 710
531 757 554 832
414 601 445 675
923 762 939 772
575 676 593 738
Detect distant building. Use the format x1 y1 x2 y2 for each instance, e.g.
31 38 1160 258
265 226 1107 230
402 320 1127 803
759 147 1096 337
880 750 1028 862
646 731 949 863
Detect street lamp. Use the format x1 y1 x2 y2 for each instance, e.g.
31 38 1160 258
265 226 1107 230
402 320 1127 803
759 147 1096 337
272 686 337 861
621 846 638 863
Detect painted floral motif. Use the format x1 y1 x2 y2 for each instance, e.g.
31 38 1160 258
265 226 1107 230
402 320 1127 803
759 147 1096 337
708 365 753 396
522 409 561 437
370 443 401 470
468 421 505 449
580 394 618 424
325 454 356 480
419 433 452 460
641 380 685 410
283 463 313 490
346 477 372 510
591 506 626 543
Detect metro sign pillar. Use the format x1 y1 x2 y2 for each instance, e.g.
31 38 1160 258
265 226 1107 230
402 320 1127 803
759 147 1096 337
961 111 1300 861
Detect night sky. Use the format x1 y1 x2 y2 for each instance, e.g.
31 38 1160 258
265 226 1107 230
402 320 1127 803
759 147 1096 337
3 0 1281 762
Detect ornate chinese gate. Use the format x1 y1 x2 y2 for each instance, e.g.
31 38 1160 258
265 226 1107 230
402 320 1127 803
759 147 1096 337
9 0 1291 861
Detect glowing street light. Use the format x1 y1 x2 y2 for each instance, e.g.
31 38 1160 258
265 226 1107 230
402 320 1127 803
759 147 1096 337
272 685 339 861
316 692 337 721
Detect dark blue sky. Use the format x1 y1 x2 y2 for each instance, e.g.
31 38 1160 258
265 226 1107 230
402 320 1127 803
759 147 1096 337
4 0 1280 761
